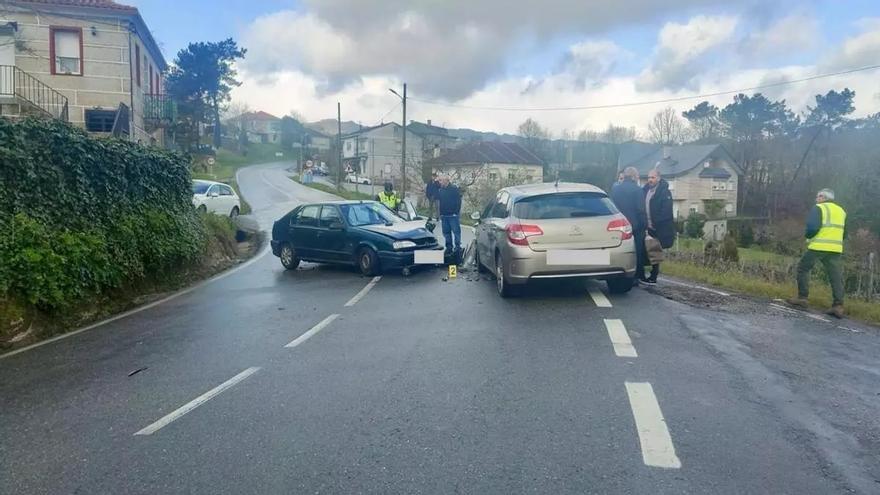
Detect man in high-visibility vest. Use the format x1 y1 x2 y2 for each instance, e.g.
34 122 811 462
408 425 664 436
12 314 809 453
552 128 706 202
787 188 847 318
376 181 401 211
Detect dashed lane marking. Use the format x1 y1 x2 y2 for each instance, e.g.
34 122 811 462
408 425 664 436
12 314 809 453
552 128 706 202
588 288 612 308
604 319 638 358
661 278 730 297
770 303 831 323
625 382 682 469
285 314 340 348
134 367 260 436
345 277 382 307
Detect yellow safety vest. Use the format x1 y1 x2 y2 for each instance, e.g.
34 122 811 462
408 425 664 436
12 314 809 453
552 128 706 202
378 191 400 209
808 202 846 254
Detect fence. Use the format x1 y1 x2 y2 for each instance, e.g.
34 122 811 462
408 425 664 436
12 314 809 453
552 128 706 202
0 65 69 121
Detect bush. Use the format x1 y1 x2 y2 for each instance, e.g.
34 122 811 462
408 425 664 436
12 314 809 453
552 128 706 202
0 118 208 311
684 213 707 239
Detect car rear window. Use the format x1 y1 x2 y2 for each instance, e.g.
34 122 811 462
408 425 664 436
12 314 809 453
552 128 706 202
192 181 210 194
513 192 618 219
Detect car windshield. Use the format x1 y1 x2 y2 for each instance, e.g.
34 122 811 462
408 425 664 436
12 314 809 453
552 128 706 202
192 181 211 194
340 203 404 226
513 192 618 219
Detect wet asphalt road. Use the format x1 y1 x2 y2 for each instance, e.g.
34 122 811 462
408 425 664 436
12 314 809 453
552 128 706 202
2 162 880 494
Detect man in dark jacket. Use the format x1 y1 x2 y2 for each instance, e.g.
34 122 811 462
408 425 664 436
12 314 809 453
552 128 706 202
436 174 462 254
643 167 675 284
610 167 647 283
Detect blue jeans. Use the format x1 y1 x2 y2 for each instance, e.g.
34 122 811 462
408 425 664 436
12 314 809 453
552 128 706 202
441 214 461 251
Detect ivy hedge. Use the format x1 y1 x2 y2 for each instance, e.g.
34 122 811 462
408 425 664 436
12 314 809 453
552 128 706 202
0 118 208 310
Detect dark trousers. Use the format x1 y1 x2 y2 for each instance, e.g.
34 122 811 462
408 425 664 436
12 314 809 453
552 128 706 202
441 214 462 251
634 229 647 280
797 249 844 306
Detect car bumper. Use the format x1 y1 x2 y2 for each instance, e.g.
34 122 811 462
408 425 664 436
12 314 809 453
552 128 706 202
379 246 444 268
270 240 283 257
503 242 637 285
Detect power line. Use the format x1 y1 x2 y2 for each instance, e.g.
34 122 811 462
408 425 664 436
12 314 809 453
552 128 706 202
374 101 401 125
408 64 880 112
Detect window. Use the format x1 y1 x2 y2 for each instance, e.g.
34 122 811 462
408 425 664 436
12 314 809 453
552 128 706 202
143 55 148 87
294 205 320 227
219 185 234 196
490 192 510 218
192 181 211 194
85 109 116 132
508 171 516 180
149 65 154 94
393 127 400 137
358 139 367 151
513 192 617 220
725 203 734 213
135 44 141 86
207 184 220 196
489 172 498 181
395 141 402 152
50 27 82 75
728 181 736 191
319 206 342 228
689 203 699 214
341 203 402 227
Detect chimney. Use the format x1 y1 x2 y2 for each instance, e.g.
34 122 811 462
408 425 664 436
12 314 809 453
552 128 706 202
427 119 432 126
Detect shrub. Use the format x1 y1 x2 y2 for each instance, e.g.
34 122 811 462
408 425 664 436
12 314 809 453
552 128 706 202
684 213 707 239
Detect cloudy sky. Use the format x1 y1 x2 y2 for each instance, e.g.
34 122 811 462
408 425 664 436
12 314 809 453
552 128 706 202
133 0 880 135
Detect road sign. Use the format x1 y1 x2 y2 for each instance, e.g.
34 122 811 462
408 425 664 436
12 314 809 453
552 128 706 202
207 157 215 165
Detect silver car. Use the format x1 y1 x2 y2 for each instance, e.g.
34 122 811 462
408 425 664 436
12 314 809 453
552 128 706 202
473 182 637 297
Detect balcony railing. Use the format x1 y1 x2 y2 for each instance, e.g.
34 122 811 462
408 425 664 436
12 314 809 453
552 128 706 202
144 94 176 123
0 65 69 121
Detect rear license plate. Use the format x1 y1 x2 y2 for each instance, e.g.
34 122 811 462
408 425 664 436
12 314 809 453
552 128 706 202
414 250 444 264
546 249 610 266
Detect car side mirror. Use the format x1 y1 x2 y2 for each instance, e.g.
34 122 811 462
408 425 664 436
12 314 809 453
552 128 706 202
470 211 481 221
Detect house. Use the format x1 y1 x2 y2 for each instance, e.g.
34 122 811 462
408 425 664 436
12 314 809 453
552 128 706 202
406 119 457 159
237 111 280 144
0 0 170 144
342 122 423 183
618 141 742 218
303 126 331 151
424 141 544 185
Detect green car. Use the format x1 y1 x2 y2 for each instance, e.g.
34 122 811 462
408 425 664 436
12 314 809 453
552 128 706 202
271 201 442 276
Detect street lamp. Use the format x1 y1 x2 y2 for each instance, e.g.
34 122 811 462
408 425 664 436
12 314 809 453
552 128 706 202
389 84 407 199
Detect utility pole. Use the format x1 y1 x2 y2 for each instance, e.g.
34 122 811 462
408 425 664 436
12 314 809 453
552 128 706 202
401 83 407 199
337 102 343 189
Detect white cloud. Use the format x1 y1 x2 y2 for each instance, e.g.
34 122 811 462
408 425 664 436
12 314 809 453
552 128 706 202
636 15 739 91
740 13 820 57
557 40 631 89
823 17 880 69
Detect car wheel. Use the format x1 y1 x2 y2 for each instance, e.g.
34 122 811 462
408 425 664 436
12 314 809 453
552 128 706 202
607 276 634 294
280 243 300 270
230 206 240 218
197 204 207 214
358 247 380 276
495 254 517 298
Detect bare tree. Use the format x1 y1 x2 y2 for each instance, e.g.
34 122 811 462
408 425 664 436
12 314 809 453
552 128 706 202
602 123 637 144
517 118 548 151
648 107 688 145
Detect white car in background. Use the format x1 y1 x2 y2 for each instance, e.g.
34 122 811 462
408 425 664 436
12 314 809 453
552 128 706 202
345 174 372 185
192 179 241 217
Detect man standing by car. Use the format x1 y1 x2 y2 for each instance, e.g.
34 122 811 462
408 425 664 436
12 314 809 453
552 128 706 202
643 167 675 284
787 188 847 318
376 181 401 211
611 167 647 284
437 174 462 255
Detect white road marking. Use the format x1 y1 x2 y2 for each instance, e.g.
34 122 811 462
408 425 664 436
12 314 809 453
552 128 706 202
260 170 295 198
804 313 831 323
345 277 382 307
769 303 831 322
588 288 612 308
1 245 271 360
134 367 260 436
604 319 638 358
769 303 799 315
625 382 682 469
285 314 340 348
662 278 730 297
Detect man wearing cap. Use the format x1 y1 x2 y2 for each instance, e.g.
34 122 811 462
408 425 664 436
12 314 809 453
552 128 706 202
787 188 847 318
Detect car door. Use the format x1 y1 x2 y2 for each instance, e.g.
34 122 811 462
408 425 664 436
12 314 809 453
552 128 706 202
219 184 236 215
315 205 348 262
289 205 320 259
485 192 511 265
205 184 222 214
475 198 496 268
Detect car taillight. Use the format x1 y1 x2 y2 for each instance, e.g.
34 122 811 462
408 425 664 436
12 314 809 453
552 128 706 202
607 217 633 240
507 223 543 246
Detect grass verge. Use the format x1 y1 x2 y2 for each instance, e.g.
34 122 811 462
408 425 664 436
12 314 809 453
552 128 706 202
663 260 880 326
294 178 374 201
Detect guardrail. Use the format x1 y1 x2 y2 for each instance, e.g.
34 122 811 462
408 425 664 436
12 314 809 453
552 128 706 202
144 93 176 123
0 65 69 121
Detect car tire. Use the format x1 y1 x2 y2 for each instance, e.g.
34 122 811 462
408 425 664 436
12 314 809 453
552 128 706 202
607 276 634 294
230 206 240 218
280 243 300 270
358 247 380 276
495 253 518 298
197 204 207 214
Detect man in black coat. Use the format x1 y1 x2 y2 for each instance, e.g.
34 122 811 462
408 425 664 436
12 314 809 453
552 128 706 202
610 167 647 283
643 167 675 284
436 174 463 254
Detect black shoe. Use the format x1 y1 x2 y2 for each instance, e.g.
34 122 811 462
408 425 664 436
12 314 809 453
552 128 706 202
643 278 657 285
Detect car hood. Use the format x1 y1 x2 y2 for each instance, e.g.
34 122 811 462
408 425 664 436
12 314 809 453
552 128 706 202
358 221 434 240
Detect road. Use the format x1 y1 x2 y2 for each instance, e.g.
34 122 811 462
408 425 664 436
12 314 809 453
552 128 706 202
2 162 879 494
